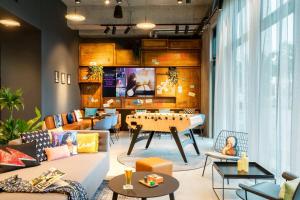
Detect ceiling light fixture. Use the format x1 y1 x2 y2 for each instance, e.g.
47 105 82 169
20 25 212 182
186 0 191 3
114 5 123 18
0 19 21 27
104 26 110 34
184 25 189 34
65 13 85 21
124 26 131 34
175 25 179 34
116 0 122 4
112 26 116 34
75 0 81 4
104 0 110 5
177 0 183 4
137 0 156 30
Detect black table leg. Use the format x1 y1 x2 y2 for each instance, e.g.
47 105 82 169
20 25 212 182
145 131 155 149
169 193 175 200
189 129 200 155
112 192 118 200
141 198 147 200
127 125 142 155
170 127 188 163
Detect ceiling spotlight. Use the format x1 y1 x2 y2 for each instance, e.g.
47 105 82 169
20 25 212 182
116 0 122 4
75 0 81 4
114 5 123 18
112 26 116 34
184 25 189 34
136 22 156 30
177 0 183 4
0 19 21 27
104 0 110 5
104 26 110 34
175 25 179 34
124 26 131 34
186 0 191 3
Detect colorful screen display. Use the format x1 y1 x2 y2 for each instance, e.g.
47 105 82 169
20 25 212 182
103 68 155 97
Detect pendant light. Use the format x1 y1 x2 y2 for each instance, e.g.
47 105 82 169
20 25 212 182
65 0 86 22
136 0 156 30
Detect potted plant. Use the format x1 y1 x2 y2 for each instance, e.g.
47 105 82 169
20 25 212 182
0 88 43 144
87 62 104 81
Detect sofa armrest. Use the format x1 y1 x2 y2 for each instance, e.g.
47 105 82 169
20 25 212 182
76 130 110 152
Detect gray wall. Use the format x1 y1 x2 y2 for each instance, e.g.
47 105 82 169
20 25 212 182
0 29 41 120
0 0 80 118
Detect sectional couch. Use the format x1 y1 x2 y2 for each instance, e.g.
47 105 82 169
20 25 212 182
0 130 110 200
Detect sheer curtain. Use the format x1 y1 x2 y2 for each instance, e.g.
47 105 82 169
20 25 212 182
214 0 300 176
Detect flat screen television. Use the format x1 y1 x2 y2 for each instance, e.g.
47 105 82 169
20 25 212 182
103 68 155 97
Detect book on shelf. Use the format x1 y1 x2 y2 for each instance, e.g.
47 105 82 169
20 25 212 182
30 168 68 191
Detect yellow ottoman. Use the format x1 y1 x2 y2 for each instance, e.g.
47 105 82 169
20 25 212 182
136 157 173 176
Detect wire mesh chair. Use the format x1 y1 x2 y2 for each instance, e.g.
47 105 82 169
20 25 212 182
202 130 248 176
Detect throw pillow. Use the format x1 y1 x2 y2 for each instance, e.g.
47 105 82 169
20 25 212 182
0 141 40 173
222 136 238 156
85 108 98 117
74 110 83 122
52 131 78 155
67 113 74 124
21 130 51 162
44 145 71 161
53 114 63 128
48 127 64 142
77 133 99 153
279 178 300 200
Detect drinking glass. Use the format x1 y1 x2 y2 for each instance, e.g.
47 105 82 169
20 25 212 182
124 168 133 185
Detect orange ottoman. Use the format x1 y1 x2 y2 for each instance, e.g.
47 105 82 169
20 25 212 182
136 157 173 176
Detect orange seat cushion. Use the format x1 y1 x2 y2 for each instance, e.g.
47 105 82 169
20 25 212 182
136 157 173 176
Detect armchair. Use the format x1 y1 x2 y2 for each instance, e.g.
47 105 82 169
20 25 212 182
237 172 299 200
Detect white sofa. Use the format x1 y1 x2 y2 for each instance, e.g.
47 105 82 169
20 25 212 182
0 130 110 200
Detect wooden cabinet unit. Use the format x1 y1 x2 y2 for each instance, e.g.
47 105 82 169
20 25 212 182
142 39 168 49
79 43 115 66
115 49 140 66
168 39 201 49
141 50 201 66
80 84 101 108
78 67 102 83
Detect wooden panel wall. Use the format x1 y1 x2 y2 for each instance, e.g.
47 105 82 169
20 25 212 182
78 39 204 111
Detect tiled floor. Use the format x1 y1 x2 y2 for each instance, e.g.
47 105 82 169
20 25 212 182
106 132 242 200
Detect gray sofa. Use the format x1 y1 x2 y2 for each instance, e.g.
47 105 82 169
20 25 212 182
0 130 110 200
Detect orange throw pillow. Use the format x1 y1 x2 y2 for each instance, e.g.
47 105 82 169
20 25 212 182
45 145 70 161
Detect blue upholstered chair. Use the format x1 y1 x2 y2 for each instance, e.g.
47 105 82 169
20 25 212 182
110 114 119 140
94 116 114 144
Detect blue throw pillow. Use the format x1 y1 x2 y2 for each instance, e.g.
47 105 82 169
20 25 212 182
85 108 98 117
67 113 74 124
53 114 63 128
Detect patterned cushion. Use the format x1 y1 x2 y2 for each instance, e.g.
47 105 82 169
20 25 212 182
0 141 40 173
74 110 83 122
53 114 63 128
21 130 51 162
51 131 78 155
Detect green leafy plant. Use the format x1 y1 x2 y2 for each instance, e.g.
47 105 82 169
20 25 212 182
0 88 24 119
167 67 179 86
87 64 104 80
0 88 43 145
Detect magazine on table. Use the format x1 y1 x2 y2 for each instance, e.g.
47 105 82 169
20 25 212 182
30 168 68 191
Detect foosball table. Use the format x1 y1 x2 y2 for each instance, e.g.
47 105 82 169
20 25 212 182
126 113 205 163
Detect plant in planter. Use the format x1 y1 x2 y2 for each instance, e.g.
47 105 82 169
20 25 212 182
0 88 43 144
87 63 104 81
167 67 179 86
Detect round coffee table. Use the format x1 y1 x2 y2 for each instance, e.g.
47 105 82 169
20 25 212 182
108 172 179 200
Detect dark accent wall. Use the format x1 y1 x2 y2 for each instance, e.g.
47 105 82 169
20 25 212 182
0 0 80 119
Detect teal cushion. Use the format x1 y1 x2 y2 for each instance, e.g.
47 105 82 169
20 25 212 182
85 108 98 117
104 108 116 114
